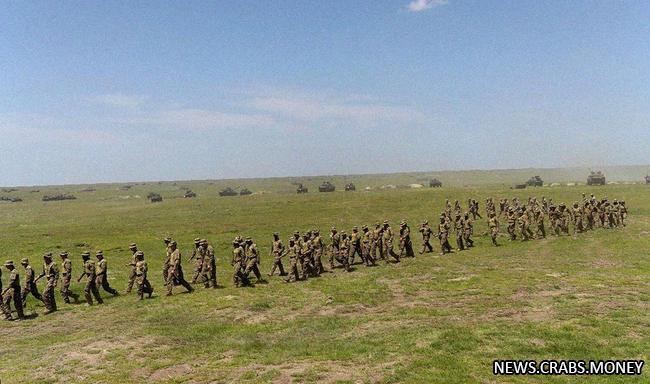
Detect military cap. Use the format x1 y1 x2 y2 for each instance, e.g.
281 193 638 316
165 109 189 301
194 238 201 244
313 229 320 234
293 230 300 235
232 240 239 245
200 239 207 244
170 240 177 246
361 225 368 230
163 237 172 243
96 250 104 256
375 222 381 227
331 226 336 231
422 220 428 225
4 260 14 267
383 220 389 224
135 251 144 257
43 252 53 259
245 236 252 241
129 243 137 249
81 251 91 256
352 226 358 231
20 258 29 264
273 232 279 236
59 251 69 257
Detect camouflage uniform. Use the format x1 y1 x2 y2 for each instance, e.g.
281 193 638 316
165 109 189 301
571 202 584 235
58 253 79 304
125 243 138 294
518 210 533 241
283 241 301 283
1 261 24 320
134 251 153 299
488 213 499 246
20 258 44 307
200 240 217 288
349 227 363 265
398 221 415 257
361 226 375 266
96 251 119 296
337 233 351 271
419 221 433 254
231 242 249 287
189 239 204 284
40 253 59 314
79 254 103 305
162 238 172 284
438 216 452 255
372 223 383 261
299 234 314 279
462 213 474 248
268 233 286 276
311 230 325 274
329 228 340 269
244 238 264 282
506 209 518 240
382 221 400 262
166 242 194 295
453 214 465 251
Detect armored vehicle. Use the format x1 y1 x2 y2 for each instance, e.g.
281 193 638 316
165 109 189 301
319 181 336 192
296 184 308 194
239 188 252 196
219 187 238 197
526 176 543 187
42 193 77 202
587 171 606 186
645 175 650 184
345 183 356 191
429 179 442 188
147 192 163 202
183 190 197 198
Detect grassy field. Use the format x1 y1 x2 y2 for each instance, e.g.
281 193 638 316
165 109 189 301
0 169 649 383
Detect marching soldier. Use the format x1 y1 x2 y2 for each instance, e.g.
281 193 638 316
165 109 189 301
283 238 301 283
372 222 383 261
1 261 24 321
338 232 352 271
162 237 172 284
463 213 474 248
329 227 340 269
166 241 194 295
299 233 314 279
78 251 103 306
58 252 79 304
349 226 363 265
39 252 59 314
268 233 286 276
134 251 153 300
361 225 375 266
488 212 499 246
419 220 433 254
398 220 415 257
382 221 400 262
189 238 204 284
125 243 138 294
453 213 465 251
95 251 119 296
438 215 452 255
507 208 518 240
244 237 264 283
20 257 44 307
231 240 249 287
200 239 217 288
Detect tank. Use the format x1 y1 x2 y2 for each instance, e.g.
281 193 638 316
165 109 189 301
183 190 197 198
296 184 308 193
239 188 252 196
42 193 77 202
318 181 336 192
645 175 650 184
587 171 606 186
429 179 442 188
344 183 356 191
219 187 238 197
147 192 163 202
526 176 543 187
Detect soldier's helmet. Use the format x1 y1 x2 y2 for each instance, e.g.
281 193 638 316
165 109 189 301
129 243 137 250
362 225 368 230
200 239 208 245
96 250 104 257
621 200 625 204
81 252 90 259
246 237 253 243
43 252 53 259
331 227 337 232
341 232 347 237
20 257 29 265
170 240 177 246
313 229 320 235
135 251 144 258
163 237 171 243
383 220 389 225
232 240 239 246
352 226 358 231
375 222 381 227
422 220 428 225
573 202 578 207
4 260 14 267
59 251 69 257
194 238 201 244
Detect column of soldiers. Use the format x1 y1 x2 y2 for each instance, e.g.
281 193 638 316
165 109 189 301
1 193 629 320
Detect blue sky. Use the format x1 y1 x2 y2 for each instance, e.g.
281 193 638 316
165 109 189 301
1 1 649 186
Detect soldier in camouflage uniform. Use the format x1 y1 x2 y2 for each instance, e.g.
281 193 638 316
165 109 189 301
349 227 363 265
329 227 340 269
372 223 383 261
189 238 204 284
619 200 627 227
134 251 153 300
462 213 474 248
311 229 325 274
571 202 584 235
39 253 59 314
20 257 44 307
533 205 546 238
283 238 301 283
558 203 571 235
268 233 286 276
78 252 103 306
506 208 518 240
419 220 433 254
398 220 415 257
438 215 452 255
162 237 172 284
95 251 119 296
338 232 352 271
125 243 138 294
299 233 314 279
361 225 375 266
58 253 79 304
453 213 465 251
166 241 194 295
1 261 24 321
244 237 264 283
518 209 533 241
200 239 217 288
382 221 400 262
231 240 249 287
488 212 499 246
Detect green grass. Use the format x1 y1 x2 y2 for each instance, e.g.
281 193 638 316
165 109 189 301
0 171 649 383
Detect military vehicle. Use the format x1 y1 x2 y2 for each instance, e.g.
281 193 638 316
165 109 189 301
42 193 77 202
239 188 252 196
345 183 356 191
429 179 442 188
512 183 527 189
219 187 238 197
645 175 650 184
183 190 197 198
296 184 308 194
147 192 163 202
587 171 606 185
0 196 22 203
526 176 543 187
319 181 336 192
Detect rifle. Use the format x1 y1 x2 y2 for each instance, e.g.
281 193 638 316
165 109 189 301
77 271 86 283
34 273 45 284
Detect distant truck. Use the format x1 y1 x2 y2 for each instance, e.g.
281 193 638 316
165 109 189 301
296 184 308 194
429 179 442 188
587 171 606 186
526 176 543 187
344 183 356 191
319 182 336 192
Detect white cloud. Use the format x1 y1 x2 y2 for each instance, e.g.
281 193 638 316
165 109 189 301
91 93 148 109
132 108 276 130
407 0 448 12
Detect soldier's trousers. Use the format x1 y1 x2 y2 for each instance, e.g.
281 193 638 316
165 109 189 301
269 256 286 276
537 222 546 238
349 244 362 264
507 224 517 240
328 246 338 268
439 234 452 254
59 275 79 304
96 274 118 295
2 288 24 319
520 225 532 240
43 282 57 312
162 265 169 285
371 241 382 260
126 266 136 293
463 231 474 247
285 257 300 282
166 268 193 294
137 278 153 299
204 262 217 288
244 260 263 281
361 244 375 265
383 240 400 261
490 228 498 245
313 249 324 274
455 232 464 250
84 279 103 305
299 256 313 279
21 281 43 307
573 217 584 235
420 236 433 253
399 239 415 257
335 250 351 271
191 264 204 284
